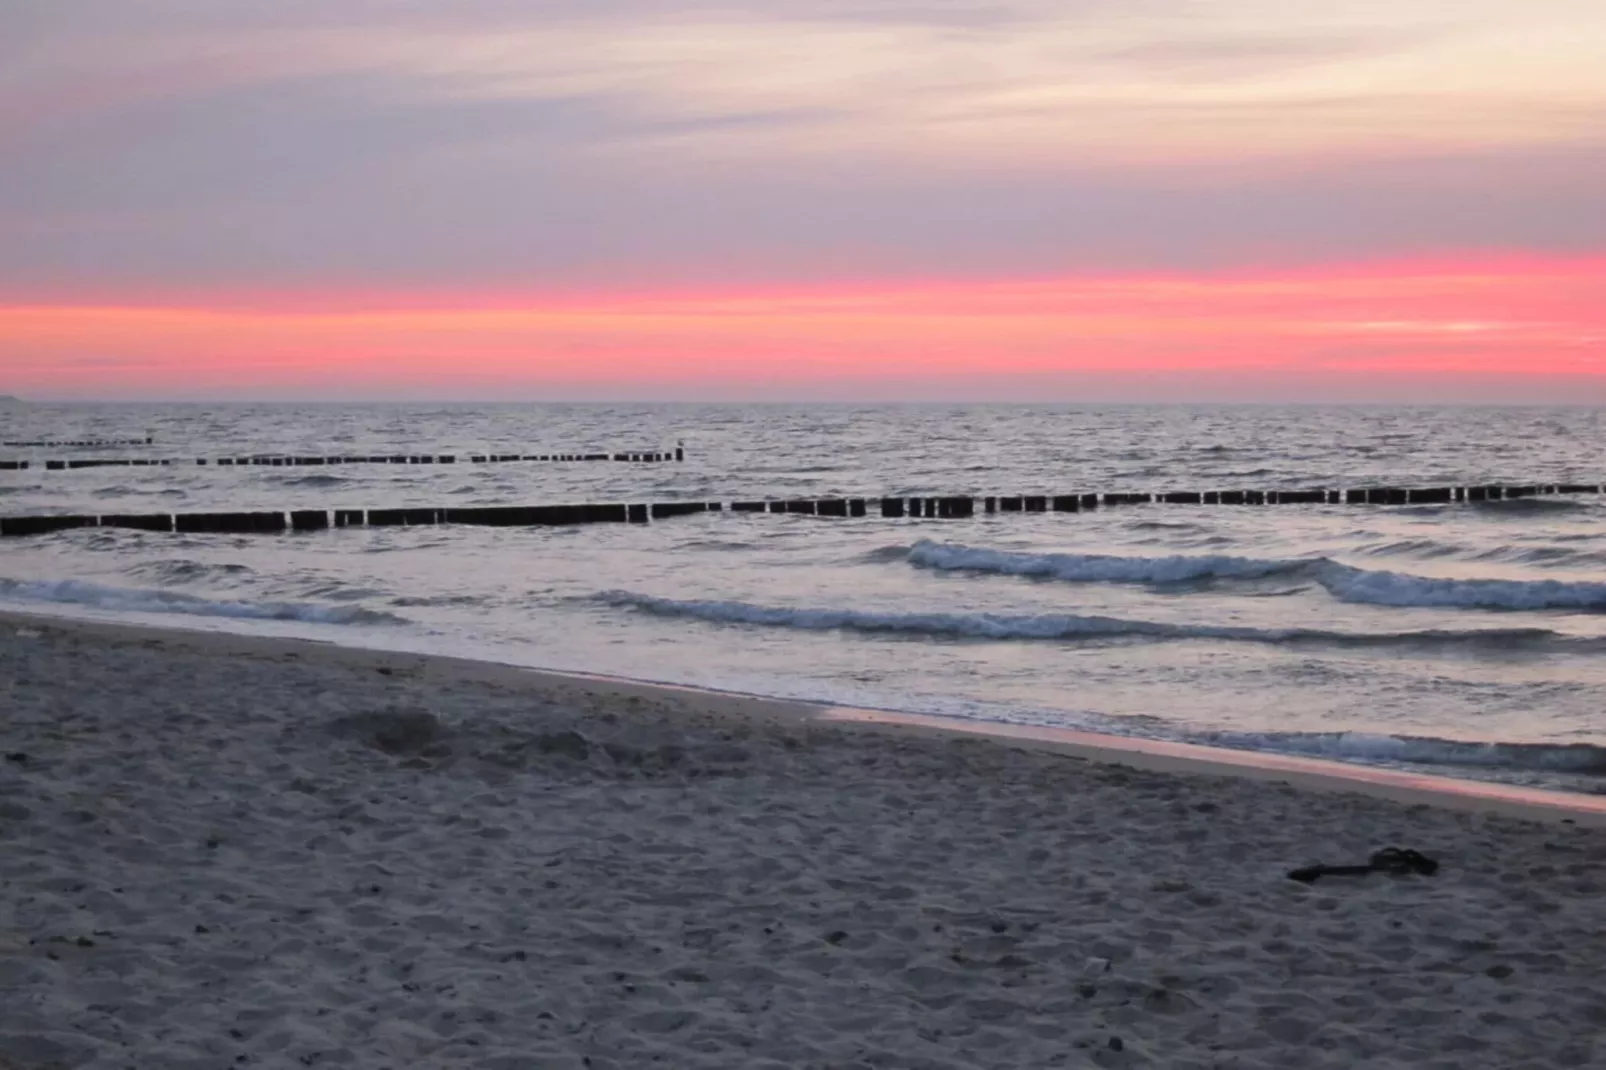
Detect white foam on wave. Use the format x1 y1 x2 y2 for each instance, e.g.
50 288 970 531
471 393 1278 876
1317 563 1606 611
600 589 1179 639
0 577 407 626
1201 730 1606 776
595 590 1555 648
904 539 1606 612
906 540 1307 584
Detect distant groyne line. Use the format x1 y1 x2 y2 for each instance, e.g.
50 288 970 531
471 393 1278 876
1 483 1598 537
0 447 683 471
1 437 153 448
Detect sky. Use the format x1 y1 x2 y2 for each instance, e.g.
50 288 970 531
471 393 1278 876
2 0 1603 402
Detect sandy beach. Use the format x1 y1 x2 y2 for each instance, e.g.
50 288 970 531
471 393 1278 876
2 612 1604 1069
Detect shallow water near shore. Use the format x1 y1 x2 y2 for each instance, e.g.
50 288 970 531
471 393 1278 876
4 402 1606 793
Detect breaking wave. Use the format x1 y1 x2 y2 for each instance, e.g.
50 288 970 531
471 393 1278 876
906 540 1307 584
903 540 1606 611
0 577 407 626
1202 730 1606 777
596 590 1559 649
1317 564 1606 611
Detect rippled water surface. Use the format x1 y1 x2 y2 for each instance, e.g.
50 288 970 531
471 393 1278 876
4 403 1606 792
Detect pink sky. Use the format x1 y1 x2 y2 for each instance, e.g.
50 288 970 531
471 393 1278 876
3 2 1604 401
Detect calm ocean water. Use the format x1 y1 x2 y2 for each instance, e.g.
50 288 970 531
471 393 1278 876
4 402 1606 793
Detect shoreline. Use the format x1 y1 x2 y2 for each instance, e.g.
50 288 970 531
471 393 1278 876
5 606 1603 827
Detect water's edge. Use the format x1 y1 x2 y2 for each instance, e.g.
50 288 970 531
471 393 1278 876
7 604 1604 822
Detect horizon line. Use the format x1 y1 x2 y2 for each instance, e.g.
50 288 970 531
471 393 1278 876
9 398 1606 408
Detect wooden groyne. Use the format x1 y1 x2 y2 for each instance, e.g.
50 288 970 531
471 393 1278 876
1 437 153 448
2 483 1599 537
0 447 684 471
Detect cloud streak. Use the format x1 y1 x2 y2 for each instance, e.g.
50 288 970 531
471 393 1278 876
15 2 1605 158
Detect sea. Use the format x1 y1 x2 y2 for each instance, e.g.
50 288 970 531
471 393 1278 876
4 402 1606 795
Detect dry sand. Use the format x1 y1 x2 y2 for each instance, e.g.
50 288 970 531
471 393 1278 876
2 611 1604 1069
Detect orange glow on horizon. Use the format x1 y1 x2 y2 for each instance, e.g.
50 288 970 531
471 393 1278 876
2 256 1602 400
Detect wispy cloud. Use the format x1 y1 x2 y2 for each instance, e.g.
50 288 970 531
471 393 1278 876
9 2 1606 162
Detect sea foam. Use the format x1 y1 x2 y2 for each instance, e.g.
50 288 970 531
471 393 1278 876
0 577 406 626
907 539 1306 584
596 590 1557 648
905 540 1606 611
1316 564 1606 611
1201 730 1606 776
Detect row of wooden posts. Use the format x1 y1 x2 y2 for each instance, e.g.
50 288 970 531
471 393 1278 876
0 448 684 471
1 437 154 448
1 482 1599 537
